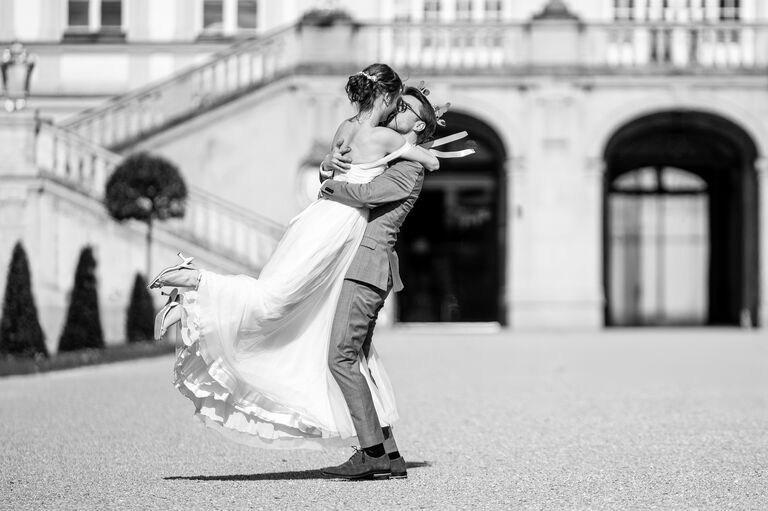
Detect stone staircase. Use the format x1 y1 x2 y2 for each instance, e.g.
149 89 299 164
34 119 283 273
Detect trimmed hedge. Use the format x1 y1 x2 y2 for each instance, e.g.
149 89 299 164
0 341 173 377
58 246 105 352
0 242 48 358
126 273 155 343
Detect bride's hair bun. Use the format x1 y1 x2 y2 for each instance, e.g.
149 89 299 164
345 63 402 113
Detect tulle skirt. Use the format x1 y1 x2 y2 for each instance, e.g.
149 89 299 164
172 199 399 449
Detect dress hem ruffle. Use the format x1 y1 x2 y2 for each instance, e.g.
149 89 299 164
172 291 396 450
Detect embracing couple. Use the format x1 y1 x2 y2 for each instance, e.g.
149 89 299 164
150 63 469 480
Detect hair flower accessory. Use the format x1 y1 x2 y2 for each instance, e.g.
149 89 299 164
356 71 378 82
434 102 450 127
415 81 448 126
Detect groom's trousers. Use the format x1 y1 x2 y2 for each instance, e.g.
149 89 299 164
329 276 398 452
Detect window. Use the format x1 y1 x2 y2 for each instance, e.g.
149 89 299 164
394 0 411 21
200 0 263 38
204 0 224 30
101 0 122 28
456 0 472 21
484 0 502 21
719 0 740 20
68 0 89 27
237 0 257 29
424 0 441 22
614 0 634 21
64 0 125 40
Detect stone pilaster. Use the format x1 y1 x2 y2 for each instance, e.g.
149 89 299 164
757 157 768 328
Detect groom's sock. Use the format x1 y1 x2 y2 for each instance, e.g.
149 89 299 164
363 444 386 458
388 451 401 460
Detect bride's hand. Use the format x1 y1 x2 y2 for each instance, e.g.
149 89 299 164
322 139 352 178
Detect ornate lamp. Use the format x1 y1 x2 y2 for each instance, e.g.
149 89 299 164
1 41 36 113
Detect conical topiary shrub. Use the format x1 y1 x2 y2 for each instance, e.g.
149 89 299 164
126 273 155 343
0 242 48 358
58 246 104 352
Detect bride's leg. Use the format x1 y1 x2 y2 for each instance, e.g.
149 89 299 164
156 267 201 289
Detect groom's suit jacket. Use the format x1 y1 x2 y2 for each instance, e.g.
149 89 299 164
320 159 425 293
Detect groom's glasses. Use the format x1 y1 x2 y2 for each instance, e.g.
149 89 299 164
396 98 424 122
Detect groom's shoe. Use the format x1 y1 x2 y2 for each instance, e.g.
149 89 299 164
389 456 407 479
321 448 391 480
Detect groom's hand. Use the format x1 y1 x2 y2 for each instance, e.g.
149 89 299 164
320 139 352 181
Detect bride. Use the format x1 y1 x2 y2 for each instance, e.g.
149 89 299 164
149 63 439 449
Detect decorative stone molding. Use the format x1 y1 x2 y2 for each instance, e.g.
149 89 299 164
584 156 605 175
507 156 526 175
531 0 580 21
755 157 768 176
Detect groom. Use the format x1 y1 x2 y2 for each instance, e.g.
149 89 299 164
318 86 438 480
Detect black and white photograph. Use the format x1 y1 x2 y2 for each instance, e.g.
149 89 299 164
1 0 767 509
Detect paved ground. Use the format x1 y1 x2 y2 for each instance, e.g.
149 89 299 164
1 328 767 510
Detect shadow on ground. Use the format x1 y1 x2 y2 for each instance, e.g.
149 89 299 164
165 461 431 481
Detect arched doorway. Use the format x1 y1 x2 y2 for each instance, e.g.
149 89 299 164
396 112 507 323
603 111 759 327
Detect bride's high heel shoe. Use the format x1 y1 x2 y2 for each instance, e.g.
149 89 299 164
148 252 195 289
154 288 181 340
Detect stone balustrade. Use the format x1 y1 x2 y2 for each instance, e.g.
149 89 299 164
33 120 282 270
367 21 768 70
60 20 768 150
62 25 301 149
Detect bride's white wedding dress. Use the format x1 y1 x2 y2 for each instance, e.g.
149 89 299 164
173 143 413 450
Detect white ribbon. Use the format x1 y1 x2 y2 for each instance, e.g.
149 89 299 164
422 131 469 149
430 148 476 158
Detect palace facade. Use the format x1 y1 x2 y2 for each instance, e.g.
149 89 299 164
1 0 767 350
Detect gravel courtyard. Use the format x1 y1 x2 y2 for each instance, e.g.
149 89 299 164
2 328 767 510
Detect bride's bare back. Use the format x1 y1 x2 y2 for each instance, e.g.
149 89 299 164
332 119 394 165
331 118 439 172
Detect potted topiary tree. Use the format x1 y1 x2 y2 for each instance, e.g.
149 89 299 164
126 273 155 343
0 242 47 358
58 246 105 352
104 152 187 277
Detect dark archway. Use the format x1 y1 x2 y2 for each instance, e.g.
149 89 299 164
396 111 507 323
603 110 760 327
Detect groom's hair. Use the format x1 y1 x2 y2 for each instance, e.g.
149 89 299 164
403 86 438 145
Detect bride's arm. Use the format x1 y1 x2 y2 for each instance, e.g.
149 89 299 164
320 160 422 209
376 128 439 172
319 139 351 182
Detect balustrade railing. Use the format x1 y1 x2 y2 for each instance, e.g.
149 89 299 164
62 25 302 148
591 22 768 69
34 121 282 269
365 21 768 70
62 20 768 150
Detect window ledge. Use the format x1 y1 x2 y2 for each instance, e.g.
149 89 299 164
62 28 126 44
196 30 236 43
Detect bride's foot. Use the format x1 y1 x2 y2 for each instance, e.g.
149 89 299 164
148 252 198 289
154 297 182 340
155 267 201 288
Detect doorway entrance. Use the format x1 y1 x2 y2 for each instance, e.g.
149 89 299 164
396 112 507 323
604 111 759 326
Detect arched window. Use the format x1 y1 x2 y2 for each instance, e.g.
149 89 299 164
612 167 707 194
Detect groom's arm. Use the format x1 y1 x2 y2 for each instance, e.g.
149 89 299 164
319 160 422 209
